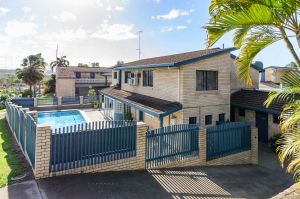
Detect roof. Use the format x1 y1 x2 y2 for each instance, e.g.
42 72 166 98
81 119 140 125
100 87 182 117
56 67 112 78
114 47 236 70
231 89 286 114
230 54 264 72
264 66 296 71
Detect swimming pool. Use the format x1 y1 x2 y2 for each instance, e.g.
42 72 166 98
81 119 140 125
37 110 87 129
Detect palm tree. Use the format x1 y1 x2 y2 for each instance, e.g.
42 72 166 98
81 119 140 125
204 0 300 86
16 53 47 97
286 62 298 68
204 0 300 185
50 56 70 71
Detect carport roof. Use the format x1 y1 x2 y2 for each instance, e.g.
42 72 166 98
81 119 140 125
100 86 182 118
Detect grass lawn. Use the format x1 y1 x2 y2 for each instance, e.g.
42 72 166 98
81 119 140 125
0 116 24 188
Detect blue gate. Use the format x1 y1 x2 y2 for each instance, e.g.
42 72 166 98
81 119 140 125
206 122 251 161
146 124 199 169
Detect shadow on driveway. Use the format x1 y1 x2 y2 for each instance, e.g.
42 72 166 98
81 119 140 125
36 144 294 199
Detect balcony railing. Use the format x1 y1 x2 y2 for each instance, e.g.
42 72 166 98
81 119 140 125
75 78 109 84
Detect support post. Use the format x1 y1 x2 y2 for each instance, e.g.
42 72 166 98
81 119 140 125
80 96 84 105
34 98 38 107
58 97 62 106
251 127 258 164
34 124 51 179
199 127 207 165
159 116 164 128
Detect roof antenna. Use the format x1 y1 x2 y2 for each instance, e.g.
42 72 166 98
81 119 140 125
222 43 225 49
136 31 143 60
56 44 59 59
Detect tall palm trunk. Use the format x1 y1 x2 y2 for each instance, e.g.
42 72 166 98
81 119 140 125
280 28 300 67
29 85 32 98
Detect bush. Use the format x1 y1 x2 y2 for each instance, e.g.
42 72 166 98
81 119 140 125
87 88 97 106
22 89 32 97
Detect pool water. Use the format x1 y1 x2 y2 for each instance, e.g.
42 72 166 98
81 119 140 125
37 110 86 129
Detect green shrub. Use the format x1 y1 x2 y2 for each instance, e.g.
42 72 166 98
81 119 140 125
269 134 282 153
22 89 32 97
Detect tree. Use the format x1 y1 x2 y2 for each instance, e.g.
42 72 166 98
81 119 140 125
115 60 124 66
16 53 47 97
50 56 69 71
43 74 56 95
286 62 298 68
204 0 300 86
91 62 100 67
78 63 89 67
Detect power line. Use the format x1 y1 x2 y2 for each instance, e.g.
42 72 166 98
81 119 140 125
136 31 143 60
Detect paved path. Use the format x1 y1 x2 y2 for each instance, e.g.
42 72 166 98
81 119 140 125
0 181 41 199
0 145 294 199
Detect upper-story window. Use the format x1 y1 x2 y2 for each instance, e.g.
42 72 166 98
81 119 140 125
143 70 153 87
196 70 218 91
90 72 95 79
124 71 131 83
75 72 81 78
114 72 118 79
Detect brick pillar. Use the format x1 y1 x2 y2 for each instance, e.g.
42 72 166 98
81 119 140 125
251 127 258 165
35 124 51 179
80 96 84 105
34 98 38 107
58 97 62 106
136 122 148 169
199 127 207 165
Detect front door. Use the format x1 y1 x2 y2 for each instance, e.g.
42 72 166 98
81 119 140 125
255 111 268 143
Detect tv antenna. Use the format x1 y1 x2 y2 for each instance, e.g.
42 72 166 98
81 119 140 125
136 31 143 60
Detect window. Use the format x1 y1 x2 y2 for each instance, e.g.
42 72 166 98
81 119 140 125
219 113 225 122
75 72 81 78
125 71 131 83
90 72 95 79
196 70 218 91
143 70 153 87
205 115 212 125
114 72 118 79
189 117 197 124
238 108 245 116
273 114 280 124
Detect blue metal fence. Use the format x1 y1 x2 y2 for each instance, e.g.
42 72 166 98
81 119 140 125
62 96 80 105
5 101 37 167
206 122 251 161
11 98 34 108
146 124 199 169
50 121 137 172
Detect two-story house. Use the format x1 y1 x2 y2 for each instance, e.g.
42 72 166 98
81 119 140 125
100 48 263 130
56 67 112 97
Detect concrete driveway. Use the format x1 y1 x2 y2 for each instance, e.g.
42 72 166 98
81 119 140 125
1 144 294 199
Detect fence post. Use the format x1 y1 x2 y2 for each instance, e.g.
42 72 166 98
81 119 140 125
15 106 22 142
136 122 148 169
251 127 258 165
58 97 62 106
199 127 207 165
34 98 38 107
34 124 51 179
80 96 84 105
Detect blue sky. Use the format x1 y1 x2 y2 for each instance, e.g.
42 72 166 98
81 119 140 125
0 0 297 69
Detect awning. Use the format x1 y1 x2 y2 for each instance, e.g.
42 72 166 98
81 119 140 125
100 87 182 118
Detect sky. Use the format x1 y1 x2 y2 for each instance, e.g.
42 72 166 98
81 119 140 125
0 0 298 69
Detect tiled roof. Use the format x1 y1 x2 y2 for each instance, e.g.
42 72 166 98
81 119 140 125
56 67 112 78
231 89 286 114
100 87 182 117
114 48 235 70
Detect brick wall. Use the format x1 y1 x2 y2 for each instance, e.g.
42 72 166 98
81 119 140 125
56 78 75 97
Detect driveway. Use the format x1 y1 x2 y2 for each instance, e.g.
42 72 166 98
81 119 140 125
1 144 294 199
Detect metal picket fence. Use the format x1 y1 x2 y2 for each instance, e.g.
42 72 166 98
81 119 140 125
61 96 80 105
50 121 137 172
206 122 251 161
146 124 199 169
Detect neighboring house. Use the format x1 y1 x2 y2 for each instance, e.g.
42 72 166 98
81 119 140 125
56 67 112 97
231 89 284 143
100 48 262 130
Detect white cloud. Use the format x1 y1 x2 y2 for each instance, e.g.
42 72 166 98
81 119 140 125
153 0 160 3
92 23 137 41
23 7 32 13
152 9 192 20
39 28 87 42
0 7 10 16
161 26 173 32
176 26 187 30
4 21 38 38
187 19 192 23
115 6 124 11
54 11 77 22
